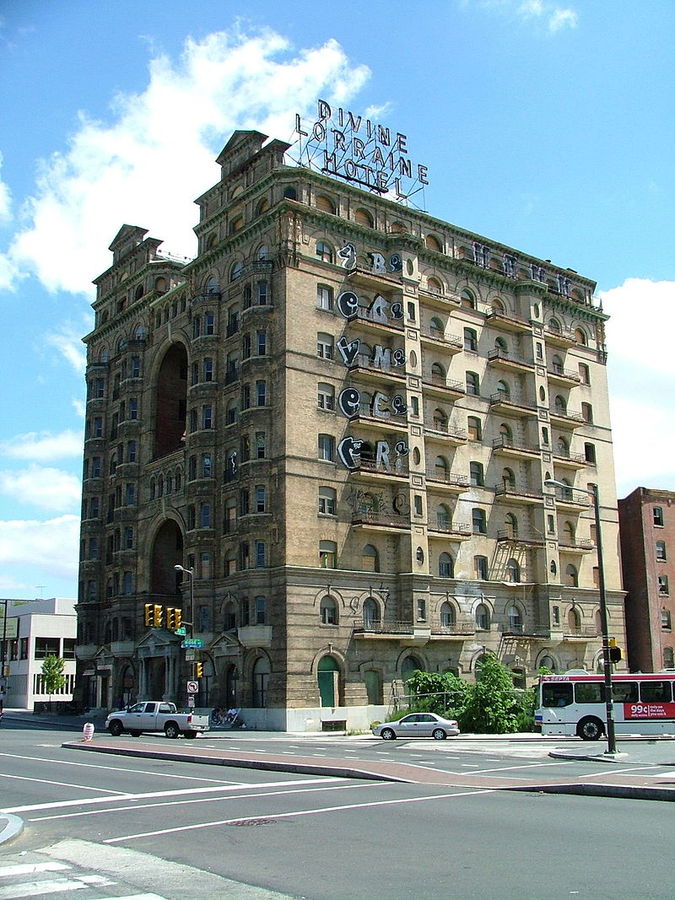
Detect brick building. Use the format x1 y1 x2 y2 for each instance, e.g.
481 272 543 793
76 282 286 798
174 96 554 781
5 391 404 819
76 128 626 729
618 487 675 672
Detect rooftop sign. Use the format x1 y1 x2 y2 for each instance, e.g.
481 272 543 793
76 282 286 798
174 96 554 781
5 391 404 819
293 99 429 203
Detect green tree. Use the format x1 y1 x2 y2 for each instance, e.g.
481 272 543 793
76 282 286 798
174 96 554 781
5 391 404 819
460 654 520 734
41 654 66 713
405 670 470 718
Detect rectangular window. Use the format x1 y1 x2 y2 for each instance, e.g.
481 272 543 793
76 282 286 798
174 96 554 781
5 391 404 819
256 432 266 458
474 555 488 579
255 596 266 625
202 405 213 429
658 575 669 595
20 637 29 659
256 380 267 406
542 683 573 707
240 489 250 516
125 483 135 505
255 541 266 567
241 384 250 410
640 681 672 702
200 503 211 528
317 285 334 311
318 434 335 461
35 637 60 659
257 330 267 356
654 506 664 527
612 682 638 703
255 485 266 513
257 282 268 306
656 541 667 561
575 683 602 703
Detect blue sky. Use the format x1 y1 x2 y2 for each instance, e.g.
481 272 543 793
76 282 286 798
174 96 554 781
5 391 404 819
0 0 673 599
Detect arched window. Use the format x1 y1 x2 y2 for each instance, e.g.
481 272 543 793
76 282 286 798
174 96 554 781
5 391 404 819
427 276 443 294
401 655 423 681
434 455 449 480
467 416 482 441
466 371 480 395
557 436 569 457
432 408 448 431
504 512 518 538
496 379 510 399
361 544 379 572
429 316 444 337
472 508 486 534
661 609 672 630
506 560 521 583
499 422 512 444
476 603 490 630
502 467 515 488
539 654 557 673
551 354 563 375
494 335 508 352
574 328 587 345
548 317 561 333
425 234 442 251
230 261 243 281
437 504 451 531
315 195 336 214
566 564 579 587
554 394 567 414
440 601 456 627
567 606 581 630
320 595 338 625
439 551 454 578
563 521 575 544
460 289 476 309
315 240 334 263
363 597 380 628
470 461 484 486
431 361 445 380
464 327 478 351
355 208 373 227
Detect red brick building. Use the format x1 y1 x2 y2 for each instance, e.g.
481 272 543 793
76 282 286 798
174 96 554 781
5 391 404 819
618 487 675 671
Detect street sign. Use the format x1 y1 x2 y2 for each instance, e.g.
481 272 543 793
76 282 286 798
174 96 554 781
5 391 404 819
181 639 204 649
175 626 186 636
186 680 199 694
185 650 196 662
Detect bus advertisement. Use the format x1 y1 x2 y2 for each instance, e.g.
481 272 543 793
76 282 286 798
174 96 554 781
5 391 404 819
535 671 675 740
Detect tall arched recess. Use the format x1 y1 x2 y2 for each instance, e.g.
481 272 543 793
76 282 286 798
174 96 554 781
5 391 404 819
150 520 184 598
154 343 188 458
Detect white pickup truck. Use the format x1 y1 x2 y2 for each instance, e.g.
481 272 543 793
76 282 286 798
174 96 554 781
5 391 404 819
105 701 210 739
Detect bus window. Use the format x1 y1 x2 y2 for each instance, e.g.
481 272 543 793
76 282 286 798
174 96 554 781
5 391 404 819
612 682 638 703
640 681 672 703
575 683 602 703
542 683 573 707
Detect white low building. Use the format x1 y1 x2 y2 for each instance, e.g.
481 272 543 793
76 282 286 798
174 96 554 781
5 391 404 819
1 598 77 711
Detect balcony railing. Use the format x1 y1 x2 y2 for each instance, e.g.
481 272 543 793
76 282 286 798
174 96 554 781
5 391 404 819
549 406 585 424
420 328 463 349
492 436 539 455
424 420 468 441
487 348 533 368
426 471 470 489
355 457 409 478
422 374 465 394
496 530 545 546
489 393 538 413
354 307 404 330
547 364 581 383
351 510 410 529
494 484 544 502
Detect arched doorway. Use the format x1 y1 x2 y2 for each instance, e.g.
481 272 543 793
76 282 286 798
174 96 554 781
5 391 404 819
150 520 184 597
154 344 188 457
318 656 341 707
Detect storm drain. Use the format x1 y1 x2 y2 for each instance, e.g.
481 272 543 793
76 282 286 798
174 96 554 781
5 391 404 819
226 818 277 826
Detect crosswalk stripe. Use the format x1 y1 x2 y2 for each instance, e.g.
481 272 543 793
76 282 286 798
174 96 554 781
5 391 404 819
0 862 71 878
0 878 87 898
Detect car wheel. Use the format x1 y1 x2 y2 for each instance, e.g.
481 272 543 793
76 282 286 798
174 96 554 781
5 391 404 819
129 730 142 737
577 717 604 741
432 728 447 740
381 728 396 741
164 722 180 739
184 731 197 739
108 720 123 737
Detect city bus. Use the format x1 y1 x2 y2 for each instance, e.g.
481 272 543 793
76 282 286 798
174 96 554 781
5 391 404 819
535 670 675 740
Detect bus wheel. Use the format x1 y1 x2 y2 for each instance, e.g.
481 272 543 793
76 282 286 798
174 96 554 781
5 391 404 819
577 717 604 741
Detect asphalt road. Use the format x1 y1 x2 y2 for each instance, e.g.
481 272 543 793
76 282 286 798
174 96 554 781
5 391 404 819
1 722 674 899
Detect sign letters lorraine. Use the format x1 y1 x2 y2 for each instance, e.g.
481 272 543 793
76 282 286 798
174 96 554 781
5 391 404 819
294 99 429 201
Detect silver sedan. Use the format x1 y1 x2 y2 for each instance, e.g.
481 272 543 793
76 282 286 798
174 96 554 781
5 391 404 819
372 712 460 740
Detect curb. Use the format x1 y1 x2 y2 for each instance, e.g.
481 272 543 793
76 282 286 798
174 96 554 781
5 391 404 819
548 750 630 763
0 815 24 846
506 782 675 802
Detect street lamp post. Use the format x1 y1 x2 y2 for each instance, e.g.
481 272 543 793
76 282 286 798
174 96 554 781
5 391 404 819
545 479 617 754
173 565 194 637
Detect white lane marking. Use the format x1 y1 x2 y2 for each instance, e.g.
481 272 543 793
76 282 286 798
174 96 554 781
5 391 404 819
579 764 666 779
2 777 346 814
447 761 576 776
0 752 239 785
0 879 88 898
0 863 71 878
0 773 126 794
105 787 497 843
30 781 376 821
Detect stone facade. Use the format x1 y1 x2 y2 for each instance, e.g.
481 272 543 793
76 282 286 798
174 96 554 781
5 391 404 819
619 487 675 672
76 130 626 729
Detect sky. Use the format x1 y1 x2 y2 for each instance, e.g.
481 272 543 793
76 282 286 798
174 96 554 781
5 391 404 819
0 0 673 600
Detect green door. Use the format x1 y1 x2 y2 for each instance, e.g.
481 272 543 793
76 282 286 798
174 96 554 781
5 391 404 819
318 656 339 707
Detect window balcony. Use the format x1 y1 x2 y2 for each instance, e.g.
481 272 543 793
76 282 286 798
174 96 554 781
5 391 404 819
487 348 534 373
429 622 477 640
425 471 470 494
351 356 407 386
494 484 544 505
420 329 463 353
423 421 468 445
351 457 409 483
496 530 545 547
350 407 408 434
547 364 581 387
549 406 585 428
352 619 433 644
550 448 587 469
549 487 591 511
346 266 403 291
492 436 540 459
351 510 411 532
499 624 551 640
422 374 465 401
427 521 472 540
485 309 532 333
545 326 576 348
489 393 539 417
558 538 595 553
350 306 405 336
563 625 598 640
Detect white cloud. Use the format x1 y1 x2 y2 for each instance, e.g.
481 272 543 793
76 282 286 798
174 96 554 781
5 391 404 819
474 0 578 32
1 429 83 462
42 321 89 375
2 28 370 298
602 278 675 497
0 464 81 512
0 150 11 222
0 514 80 580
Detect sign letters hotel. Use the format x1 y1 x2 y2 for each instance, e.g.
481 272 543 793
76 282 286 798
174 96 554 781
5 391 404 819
294 99 429 200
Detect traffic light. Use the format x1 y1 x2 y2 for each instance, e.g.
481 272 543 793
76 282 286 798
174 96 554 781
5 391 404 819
153 604 163 627
608 638 622 663
144 603 153 627
174 608 182 630
195 662 204 678
166 608 176 630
